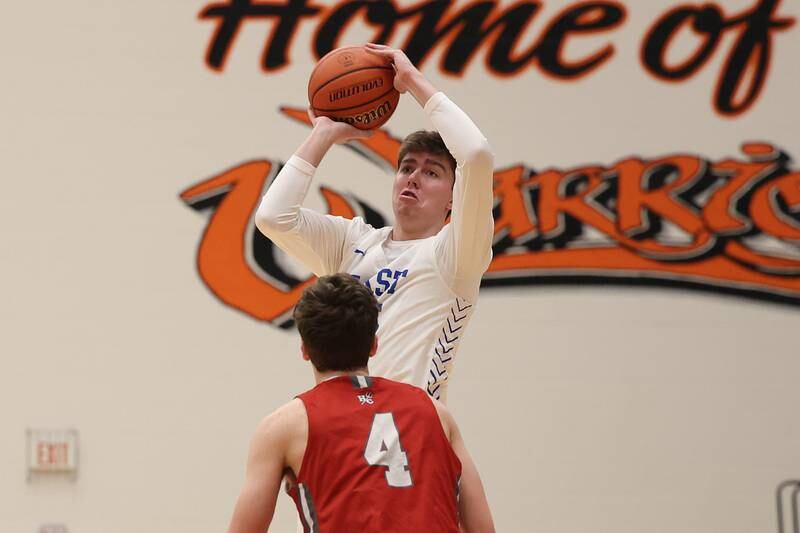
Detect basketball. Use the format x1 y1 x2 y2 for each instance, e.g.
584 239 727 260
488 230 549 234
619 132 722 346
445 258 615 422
308 45 400 130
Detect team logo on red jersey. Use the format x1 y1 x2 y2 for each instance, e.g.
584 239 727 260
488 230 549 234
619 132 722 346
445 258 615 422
358 393 375 405
180 108 800 327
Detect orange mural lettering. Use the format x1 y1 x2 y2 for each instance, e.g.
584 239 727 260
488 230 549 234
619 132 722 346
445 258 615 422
181 111 799 326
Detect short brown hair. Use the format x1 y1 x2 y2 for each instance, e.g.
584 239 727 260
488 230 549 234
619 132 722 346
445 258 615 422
398 130 456 178
293 274 380 372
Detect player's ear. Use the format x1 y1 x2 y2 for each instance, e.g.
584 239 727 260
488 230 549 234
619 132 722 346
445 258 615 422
368 336 378 358
300 342 311 361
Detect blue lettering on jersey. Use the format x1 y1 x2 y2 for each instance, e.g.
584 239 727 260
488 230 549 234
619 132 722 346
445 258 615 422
374 268 393 296
389 269 408 294
351 269 409 298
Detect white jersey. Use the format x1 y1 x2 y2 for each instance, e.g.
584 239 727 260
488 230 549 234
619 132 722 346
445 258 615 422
255 92 494 401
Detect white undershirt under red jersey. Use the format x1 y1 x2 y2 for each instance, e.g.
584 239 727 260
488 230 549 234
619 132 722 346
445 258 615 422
255 92 494 401
288 376 462 533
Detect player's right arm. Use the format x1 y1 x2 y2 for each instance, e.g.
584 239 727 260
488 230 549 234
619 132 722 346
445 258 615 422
255 114 372 276
433 401 496 533
227 401 300 533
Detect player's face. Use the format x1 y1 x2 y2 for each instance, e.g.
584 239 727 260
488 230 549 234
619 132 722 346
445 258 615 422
392 152 454 228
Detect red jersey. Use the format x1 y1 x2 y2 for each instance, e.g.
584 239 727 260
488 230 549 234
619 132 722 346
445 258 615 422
287 375 462 532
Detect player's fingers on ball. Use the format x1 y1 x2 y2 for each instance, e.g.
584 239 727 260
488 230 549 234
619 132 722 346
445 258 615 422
364 47 391 57
366 45 397 57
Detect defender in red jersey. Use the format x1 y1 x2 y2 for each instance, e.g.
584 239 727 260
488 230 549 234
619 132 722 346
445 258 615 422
227 274 495 533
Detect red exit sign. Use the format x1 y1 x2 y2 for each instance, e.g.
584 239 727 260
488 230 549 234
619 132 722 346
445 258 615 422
27 429 78 474
37 442 69 467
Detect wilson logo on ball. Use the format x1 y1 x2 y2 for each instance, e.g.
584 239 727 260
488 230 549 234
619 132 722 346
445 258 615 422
337 100 392 127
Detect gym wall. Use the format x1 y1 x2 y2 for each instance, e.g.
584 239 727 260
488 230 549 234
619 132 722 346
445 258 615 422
2 1 798 532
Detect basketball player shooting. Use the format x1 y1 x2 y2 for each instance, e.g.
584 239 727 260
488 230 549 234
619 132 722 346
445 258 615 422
226 274 495 532
256 43 494 402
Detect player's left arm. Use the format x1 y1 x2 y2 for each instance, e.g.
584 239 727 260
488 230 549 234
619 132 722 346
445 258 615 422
432 400 496 533
227 406 292 533
365 44 495 297
425 92 495 298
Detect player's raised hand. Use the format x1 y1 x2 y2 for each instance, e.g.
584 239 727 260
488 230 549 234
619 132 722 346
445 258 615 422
293 108 372 166
364 43 420 94
307 107 372 145
364 43 437 106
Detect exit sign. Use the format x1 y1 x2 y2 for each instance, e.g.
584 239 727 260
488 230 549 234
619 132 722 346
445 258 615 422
27 429 78 474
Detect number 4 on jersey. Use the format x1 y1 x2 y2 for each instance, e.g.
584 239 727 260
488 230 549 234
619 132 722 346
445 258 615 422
364 413 413 488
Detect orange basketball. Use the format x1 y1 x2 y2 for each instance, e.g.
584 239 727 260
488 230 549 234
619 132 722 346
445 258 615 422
308 45 399 130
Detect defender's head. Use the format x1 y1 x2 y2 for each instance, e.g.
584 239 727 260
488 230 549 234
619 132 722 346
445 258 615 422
392 131 456 232
293 273 380 372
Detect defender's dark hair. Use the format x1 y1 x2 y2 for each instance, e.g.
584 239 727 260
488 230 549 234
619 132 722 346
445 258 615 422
293 273 380 372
